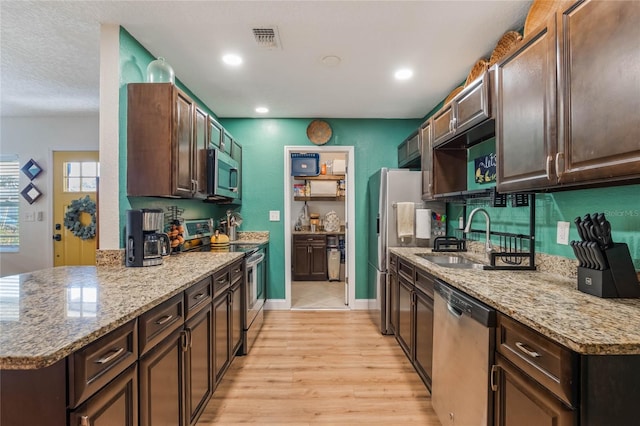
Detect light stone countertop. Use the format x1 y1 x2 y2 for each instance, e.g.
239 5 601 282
390 247 640 355
0 252 244 370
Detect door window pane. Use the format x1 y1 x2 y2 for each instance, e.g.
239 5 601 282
63 161 99 192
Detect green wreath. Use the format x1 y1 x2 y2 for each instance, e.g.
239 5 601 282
64 195 97 240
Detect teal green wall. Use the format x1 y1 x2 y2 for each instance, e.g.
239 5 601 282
219 118 420 299
118 28 228 244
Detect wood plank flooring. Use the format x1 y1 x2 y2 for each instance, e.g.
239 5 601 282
197 310 441 425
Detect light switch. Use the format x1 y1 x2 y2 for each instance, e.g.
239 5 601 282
25 212 35 222
269 210 280 222
557 221 570 245
37 211 44 221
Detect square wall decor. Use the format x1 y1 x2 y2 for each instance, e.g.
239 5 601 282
21 159 43 180
21 183 42 204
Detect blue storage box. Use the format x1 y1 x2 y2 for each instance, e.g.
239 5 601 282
291 153 320 176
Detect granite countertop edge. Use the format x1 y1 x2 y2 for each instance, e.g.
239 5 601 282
0 252 246 370
390 247 640 356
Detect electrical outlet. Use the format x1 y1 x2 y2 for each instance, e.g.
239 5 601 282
269 210 280 222
557 221 570 245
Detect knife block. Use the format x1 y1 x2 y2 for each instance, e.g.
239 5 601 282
577 243 640 298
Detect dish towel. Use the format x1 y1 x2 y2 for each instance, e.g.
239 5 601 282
396 202 415 239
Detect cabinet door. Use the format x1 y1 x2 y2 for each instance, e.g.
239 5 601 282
231 140 242 202
309 243 327 279
396 277 413 359
414 290 434 389
69 364 138 426
556 0 640 185
455 72 490 134
230 281 243 357
292 242 311 280
420 120 433 200
213 293 230 384
208 117 222 149
494 355 575 426
432 103 455 147
184 305 213 425
174 89 195 197
221 131 232 154
139 328 185 426
389 270 399 335
193 106 208 199
496 17 558 193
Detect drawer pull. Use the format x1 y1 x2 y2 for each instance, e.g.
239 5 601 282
490 364 499 391
233 267 242 273
515 341 541 358
217 277 228 284
95 347 124 365
155 314 173 325
193 293 206 300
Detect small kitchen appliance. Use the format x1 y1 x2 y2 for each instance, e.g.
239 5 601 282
126 209 170 267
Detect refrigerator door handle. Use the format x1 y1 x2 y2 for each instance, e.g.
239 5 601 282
376 214 380 235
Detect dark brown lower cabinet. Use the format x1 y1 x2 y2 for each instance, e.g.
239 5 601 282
213 291 231 384
396 275 413 358
389 268 399 335
139 328 185 426
292 234 327 280
230 280 243 356
414 289 434 389
493 354 575 426
184 304 213 425
69 364 138 426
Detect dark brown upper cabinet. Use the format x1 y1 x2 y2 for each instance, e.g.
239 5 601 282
497 0 640 193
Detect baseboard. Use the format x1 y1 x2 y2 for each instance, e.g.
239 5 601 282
265 298 373 311
265 299 290 310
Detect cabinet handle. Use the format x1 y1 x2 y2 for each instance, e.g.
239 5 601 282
95 347 124 365
80 415 90 426
490 365 499 391
545 155 552 180
451 117 457 133
193 293 206 300
555 152 565 179
515 341 541 358
181 330 189 352
155 314 173 325
217 277 228 285
448 119 453 133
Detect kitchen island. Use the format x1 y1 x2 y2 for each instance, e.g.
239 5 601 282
0 241 267 426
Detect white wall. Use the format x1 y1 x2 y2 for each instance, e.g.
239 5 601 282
0 115 99 276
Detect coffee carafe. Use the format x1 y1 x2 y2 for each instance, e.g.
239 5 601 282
126 209 171 267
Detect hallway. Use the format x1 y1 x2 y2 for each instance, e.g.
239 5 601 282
198 310 440 424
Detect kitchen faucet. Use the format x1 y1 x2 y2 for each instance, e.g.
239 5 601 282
463 208 493 261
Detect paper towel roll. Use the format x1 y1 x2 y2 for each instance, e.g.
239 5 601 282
415 209 432 239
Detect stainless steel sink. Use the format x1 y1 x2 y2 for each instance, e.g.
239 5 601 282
416 253 486 270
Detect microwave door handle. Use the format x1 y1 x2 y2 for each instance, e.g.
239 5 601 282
229 167 239 192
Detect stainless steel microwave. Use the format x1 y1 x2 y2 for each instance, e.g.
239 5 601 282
206 148 239 201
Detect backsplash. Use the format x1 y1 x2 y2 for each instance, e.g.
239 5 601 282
448 184 640 270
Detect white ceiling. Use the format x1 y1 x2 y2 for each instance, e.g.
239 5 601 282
0 0 531 119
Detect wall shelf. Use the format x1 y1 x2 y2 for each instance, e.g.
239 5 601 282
294 196 345 202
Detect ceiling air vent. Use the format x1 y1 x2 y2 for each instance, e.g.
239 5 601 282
252 27 282 49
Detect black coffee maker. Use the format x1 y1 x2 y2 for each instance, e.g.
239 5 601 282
126 209 170 267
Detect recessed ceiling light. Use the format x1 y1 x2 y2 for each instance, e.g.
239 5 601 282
394 68 413 80
321 55 342 67
222 54 243 66
255 106 269 114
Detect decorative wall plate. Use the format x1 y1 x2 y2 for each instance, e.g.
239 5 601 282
21 183 42 204
306 120 332 145
21 159 43 180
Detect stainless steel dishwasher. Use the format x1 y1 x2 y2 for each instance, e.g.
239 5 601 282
432 279 496 426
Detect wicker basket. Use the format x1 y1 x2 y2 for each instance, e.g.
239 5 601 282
524 0 563 37
489 31 523 66
444 85 464 104
464 59 489 87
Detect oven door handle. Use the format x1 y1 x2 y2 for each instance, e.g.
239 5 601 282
246 252 265 268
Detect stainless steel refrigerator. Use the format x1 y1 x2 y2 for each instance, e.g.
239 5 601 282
367 168 443 335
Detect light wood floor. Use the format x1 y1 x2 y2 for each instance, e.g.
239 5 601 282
198 310 441 425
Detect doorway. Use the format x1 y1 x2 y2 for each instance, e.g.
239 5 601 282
284 146 356 310
52 151 99 266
